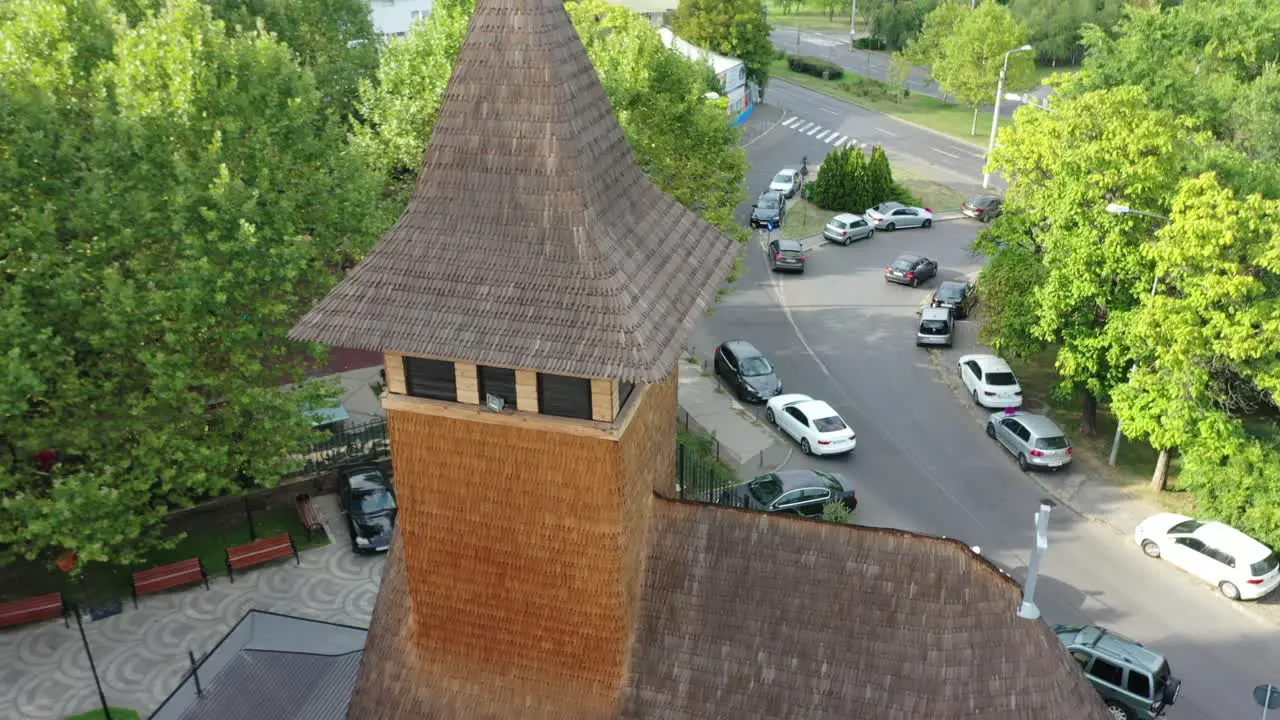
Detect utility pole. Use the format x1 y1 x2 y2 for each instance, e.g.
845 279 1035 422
849 0 856 50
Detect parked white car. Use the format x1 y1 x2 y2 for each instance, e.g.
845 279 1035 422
769 169 801 198
1135 513 1280 600
764 394 856 456
958 354 1024 409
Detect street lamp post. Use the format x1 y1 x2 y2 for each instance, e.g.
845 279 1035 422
849 0 856 50
1104 202 1170 467
982 44 1033 190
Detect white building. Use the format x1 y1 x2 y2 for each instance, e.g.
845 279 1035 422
657 27 754 126
368 0 434 38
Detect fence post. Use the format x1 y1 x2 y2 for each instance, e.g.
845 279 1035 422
189 649 203 696
677 442 686 500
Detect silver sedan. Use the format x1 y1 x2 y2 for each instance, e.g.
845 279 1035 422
865 202 934 231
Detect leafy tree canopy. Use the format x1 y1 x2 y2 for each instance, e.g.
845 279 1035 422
355 0 749 241
1073 0 1280 148
0 0 384 565
987 86 1203 426
1007 0 1125 66
671 0 774 92
862 0 940 52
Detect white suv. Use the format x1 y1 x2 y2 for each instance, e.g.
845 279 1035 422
1135 513 1280 600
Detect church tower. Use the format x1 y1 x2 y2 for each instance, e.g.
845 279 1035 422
289 0 739 714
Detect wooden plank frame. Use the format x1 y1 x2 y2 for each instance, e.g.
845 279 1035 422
384 352 407 394
455 363 480 405
590 378 618 423
515 370 538 412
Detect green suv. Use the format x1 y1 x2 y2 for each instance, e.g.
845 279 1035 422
1054 624 1182 720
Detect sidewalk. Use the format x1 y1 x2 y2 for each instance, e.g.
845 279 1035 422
739 102 785 147
676 355 793 480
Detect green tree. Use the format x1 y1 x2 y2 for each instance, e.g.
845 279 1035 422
910 1 1036 135
0 0 383 565
808 145 867 212
1230 64 1280 164
355 0 749 242
1008 0 1125 67
865 146 894 206
1107 172 1280 490
987 86 1202 434
671 0 774 93
822 500 853 523
864 0 940 52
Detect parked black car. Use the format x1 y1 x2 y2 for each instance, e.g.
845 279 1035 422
884 253 937 287
750 191 787 229
733 469 857 517
339 466 397 553
962 194 1003 222
714 339 782 402
768 238 806 273
930 280 977 319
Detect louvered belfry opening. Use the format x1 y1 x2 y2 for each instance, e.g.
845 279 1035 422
287 0 738 714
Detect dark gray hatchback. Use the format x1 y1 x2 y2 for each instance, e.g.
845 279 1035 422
768 238 806 273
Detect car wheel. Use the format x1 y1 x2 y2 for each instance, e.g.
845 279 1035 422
800 438 812 455
886 222 896 231
1105 703 1131 720
923 219 933 228
1141 540 1161 558
972 388 980 405
765 407 775 424
1220 581 1241 600
1017 453 1030 471
911 277 918 288
986 422 996 438
842 237 851 246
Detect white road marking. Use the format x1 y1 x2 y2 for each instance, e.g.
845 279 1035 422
820 107 839 116
931 147 961 159
816 131 832 141
824 133 839 144
877 128 900 138
783 116 799 126
806 125 822 136
835 135 850 147
797 122 815 133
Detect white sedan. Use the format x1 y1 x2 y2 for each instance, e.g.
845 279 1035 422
764 394 856 456
1135 513 1280 600
958 354 1024 410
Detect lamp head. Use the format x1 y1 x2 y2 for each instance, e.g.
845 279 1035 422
1105 203 1131 216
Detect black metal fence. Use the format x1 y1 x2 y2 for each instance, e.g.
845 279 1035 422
297 418 390 473
676 428 748 508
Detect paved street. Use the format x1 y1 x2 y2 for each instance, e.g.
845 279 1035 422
768 26 1039 118
690 217 1280 720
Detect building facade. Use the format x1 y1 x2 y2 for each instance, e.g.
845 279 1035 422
367 0 433 38
657 27 754 126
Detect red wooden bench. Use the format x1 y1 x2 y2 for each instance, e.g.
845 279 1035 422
0 592 68 629
295 494 324 541
225 533 298 582
131 558 209 608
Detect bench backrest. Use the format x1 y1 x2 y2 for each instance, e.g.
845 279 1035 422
0 593 64 626
133 558 202 585
227 534 293 567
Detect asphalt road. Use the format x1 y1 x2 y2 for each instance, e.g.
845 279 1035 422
692 218 1280 720
768 27 1027 119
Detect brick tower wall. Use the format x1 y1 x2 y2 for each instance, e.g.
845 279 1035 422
382 370 677 711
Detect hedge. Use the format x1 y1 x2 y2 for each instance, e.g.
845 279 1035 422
785 54 844 81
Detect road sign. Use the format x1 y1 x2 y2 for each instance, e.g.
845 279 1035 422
1255 685 1280 711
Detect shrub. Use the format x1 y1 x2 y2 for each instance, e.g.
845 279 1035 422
822 500 853 524
838 75 893 101
853 36 887 51
786 54 844 80
808 144 906 213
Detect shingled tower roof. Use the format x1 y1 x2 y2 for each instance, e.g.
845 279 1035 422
288 0 738 384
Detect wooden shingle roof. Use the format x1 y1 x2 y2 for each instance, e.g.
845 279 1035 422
345 498 1111 719
288 0 739 384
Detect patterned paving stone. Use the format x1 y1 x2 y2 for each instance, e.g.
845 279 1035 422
0 523 386 720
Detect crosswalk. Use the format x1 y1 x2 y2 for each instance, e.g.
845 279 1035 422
779 116 865 149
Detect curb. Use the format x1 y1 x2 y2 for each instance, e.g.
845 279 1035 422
772 78 988 152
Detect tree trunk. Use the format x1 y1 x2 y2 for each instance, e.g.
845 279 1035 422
1149 448 1172 492
970 106 979 135
1079 392 1098 436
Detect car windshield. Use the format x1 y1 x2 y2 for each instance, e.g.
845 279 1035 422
830 219 848 230
739 356 773 377
773 173 793 184
1251 553 1279 577
354 489 396 514
1035 435 1069 450
758 197 779 209
891 259 915 270
920 320 949 334
940 285 966 300
985 371 1018 386
1168 519 1203 534
748 475 783 505
813 415 847 433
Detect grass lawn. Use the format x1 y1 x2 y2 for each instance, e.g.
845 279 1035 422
894 167 969 211
0 504 331 606
781 196 829 240
64 709 142 720
766 4 858 32
1005 350 1196 514
770 60 992 145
